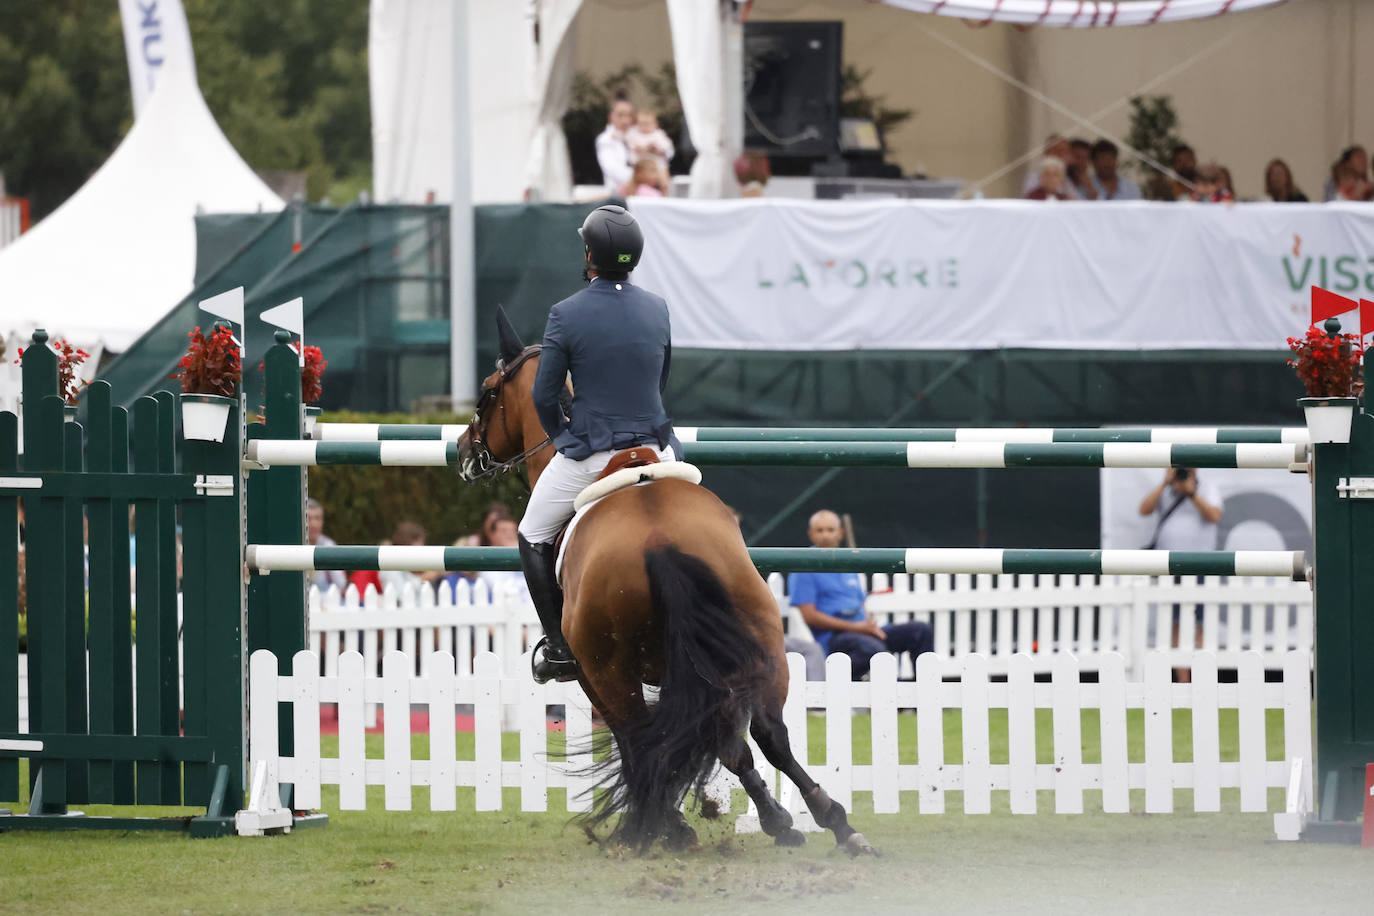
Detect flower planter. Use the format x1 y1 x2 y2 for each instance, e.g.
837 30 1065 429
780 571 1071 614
181 393 234 443
1298 396 1358 445
304 406 322 439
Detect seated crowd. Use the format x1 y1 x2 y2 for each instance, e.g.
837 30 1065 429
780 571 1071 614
1024 135 1372 204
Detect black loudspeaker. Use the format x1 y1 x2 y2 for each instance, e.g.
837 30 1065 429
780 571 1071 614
743 21 842 158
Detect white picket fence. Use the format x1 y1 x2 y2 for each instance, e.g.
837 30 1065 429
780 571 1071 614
9 574 1316 734
309 573 1313 683
244 647 1312 833
857 572 1312 678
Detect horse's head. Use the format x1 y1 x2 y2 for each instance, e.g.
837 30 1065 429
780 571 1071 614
456 309 549 482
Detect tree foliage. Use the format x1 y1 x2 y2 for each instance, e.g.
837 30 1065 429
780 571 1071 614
840 64 915 144
0 0 371 219
1126 95 1185 202
0 1 131 217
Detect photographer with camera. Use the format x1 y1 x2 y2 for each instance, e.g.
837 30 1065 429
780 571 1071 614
1139 467 1223 681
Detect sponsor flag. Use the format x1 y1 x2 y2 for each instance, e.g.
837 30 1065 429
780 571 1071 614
119 0 197 118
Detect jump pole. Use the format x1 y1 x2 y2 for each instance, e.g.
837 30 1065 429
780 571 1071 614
310 423 1310 445
245 439 1308 470
245 545 1308 580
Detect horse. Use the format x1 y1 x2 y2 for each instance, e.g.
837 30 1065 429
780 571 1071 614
456 313 876 857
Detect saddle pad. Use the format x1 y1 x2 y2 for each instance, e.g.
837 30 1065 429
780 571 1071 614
557 461 704 583
573 460 702 511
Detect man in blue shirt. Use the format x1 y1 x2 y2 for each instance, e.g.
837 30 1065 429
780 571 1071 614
787 510 934 680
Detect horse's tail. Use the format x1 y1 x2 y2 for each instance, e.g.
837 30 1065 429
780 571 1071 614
587 544 769 851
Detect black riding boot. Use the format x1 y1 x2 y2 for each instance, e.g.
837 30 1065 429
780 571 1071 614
519 533 580 684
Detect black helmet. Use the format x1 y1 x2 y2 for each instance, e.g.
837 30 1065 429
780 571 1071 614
578 205 643 273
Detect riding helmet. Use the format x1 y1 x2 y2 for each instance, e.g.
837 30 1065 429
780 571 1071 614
578 205 643 273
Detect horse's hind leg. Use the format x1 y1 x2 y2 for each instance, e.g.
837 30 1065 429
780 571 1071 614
716 727 805 847
749 705 878 857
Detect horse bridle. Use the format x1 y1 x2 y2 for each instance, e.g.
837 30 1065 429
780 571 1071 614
462 345 551 482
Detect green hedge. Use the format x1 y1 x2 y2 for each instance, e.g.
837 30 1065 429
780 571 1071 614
306 409 531 548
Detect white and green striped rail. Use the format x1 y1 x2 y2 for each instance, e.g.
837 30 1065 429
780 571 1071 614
245 545 1308 580
311 422 1309 445
245 439 1306 470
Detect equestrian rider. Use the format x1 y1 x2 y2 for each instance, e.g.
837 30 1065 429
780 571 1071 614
519 204 681 684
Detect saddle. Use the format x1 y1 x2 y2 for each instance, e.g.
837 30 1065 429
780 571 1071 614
555 447 704 583
573 446 702 510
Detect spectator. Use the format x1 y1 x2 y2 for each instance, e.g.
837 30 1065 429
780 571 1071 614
1191 162 1234 203
1089 139 1141 201
1021 135 1080 199
1323 145 1367 201
1168 144 1198 201
1218 165 1236 198
474 516 531 604
626 109 674 175
1066 138 1097 200
787 510 934 681
1025 157 1070 201
306 498 347 593
734 150 771 198
594 95 636 196
1138 468 1223 683
448 503 513 587
1332 164 1372 202
348 566 383 598
627 158 668 198
1263 158 1308 202
380 520 445 593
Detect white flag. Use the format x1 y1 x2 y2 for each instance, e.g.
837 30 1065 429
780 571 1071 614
119 0 198 118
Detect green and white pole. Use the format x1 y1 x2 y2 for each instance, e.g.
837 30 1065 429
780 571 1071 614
311 422 1309 444
246 544 1308 580
245 439 1307 470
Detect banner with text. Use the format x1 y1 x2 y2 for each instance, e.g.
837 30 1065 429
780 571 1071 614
120 0 197 118
628 198 1374 351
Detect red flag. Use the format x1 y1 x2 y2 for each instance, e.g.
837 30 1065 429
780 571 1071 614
1361 299 1374 340
1312 286 1357 325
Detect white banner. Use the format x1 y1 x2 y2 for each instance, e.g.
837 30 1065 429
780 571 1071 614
628 198 1374 351
1100 466 1312 554
119 0 197 118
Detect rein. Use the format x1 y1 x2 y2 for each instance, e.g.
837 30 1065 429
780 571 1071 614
463 345 552 482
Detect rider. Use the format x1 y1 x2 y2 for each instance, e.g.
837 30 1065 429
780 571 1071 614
519 204 680 684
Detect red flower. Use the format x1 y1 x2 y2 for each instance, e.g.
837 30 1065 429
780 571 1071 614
172 324 241 397
300 345 328 405
1288 323 1365 399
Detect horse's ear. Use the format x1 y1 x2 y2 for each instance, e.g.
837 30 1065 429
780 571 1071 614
495 306 524 363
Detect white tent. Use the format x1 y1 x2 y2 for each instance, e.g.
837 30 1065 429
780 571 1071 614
369 0 739 204
0 58 283 359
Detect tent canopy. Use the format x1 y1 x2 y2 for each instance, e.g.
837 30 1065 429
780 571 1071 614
0 59 283 354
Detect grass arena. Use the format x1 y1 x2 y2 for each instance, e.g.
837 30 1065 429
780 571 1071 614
4 315 1374 915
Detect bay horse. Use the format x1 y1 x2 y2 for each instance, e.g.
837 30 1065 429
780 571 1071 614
456 313 876 856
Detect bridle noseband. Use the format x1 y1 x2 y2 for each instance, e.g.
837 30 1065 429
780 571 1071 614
462 345 551 482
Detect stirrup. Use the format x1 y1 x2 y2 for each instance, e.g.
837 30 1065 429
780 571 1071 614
531 636 579 684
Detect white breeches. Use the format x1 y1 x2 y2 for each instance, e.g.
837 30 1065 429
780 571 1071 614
517 445 676 545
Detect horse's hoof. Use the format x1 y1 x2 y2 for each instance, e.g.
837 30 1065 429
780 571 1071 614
843 833 880 857
663 824 699 852
773 828 806 847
